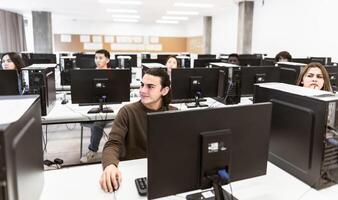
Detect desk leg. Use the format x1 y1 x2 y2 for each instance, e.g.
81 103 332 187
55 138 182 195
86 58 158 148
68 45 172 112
80 125 83 158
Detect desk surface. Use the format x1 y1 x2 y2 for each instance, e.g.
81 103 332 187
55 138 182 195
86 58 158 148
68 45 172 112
39 159 338 200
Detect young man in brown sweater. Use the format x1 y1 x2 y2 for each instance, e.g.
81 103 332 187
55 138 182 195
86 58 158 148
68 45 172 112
100 68 173 193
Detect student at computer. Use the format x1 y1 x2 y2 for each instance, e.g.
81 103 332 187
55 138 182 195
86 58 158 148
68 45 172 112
165 55 178 78
297 62 332 92
100 68 175 193
1 52 25 94
275 51 292 62
80 49 113 163
228 53 240 65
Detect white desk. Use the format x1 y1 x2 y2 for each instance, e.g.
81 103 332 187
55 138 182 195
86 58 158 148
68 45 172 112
39 159 338 200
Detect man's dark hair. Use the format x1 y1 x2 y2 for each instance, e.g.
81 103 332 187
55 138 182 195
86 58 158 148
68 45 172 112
228 53 239 59
95 49 110 59
275 51 292 62
1 52 25 74
145 68 172 110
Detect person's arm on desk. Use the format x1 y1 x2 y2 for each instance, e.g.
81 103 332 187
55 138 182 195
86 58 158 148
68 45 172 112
100 106 129 192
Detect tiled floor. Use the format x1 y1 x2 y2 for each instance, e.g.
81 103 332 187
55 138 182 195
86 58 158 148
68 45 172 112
43 123 109 169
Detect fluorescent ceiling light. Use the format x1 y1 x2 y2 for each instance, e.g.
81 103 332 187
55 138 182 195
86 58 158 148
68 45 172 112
98 0 142 5
113 19 138 22
107 9 138 13
162 16 188 20
111 14 140 19
156 20 179 24
174 3 214 8
167 10 199 15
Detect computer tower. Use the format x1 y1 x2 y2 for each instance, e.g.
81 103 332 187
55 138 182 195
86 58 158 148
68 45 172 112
0 95 44 200
254 83 338 189
210 63 241 105
60 56 75 86
22 64 56 116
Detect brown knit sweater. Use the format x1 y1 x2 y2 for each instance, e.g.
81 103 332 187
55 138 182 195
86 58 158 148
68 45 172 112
102 100 176 168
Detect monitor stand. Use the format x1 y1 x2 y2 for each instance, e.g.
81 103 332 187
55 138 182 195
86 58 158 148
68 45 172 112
87 99 114 114
186 96 208 108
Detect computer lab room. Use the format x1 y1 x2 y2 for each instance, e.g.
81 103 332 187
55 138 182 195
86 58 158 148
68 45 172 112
1 0 338 199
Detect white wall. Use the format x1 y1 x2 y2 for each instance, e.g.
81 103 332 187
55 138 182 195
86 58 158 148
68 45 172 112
52 16 195 37
252 0 338 61
211 3 238 55
185 17 204 37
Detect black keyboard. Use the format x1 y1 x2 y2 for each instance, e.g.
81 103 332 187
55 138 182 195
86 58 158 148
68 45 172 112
171 98 207 104
135 177 147 196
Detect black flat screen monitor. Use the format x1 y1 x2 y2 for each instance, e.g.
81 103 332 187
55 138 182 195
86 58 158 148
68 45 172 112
142 58 167 65
0 70 20 95
194 59 222 68
157 54 177 60
325 65 338 91
115 54 137 68
240 66 280 96
74 54 96 69
0 95 44 200
147 102 272 199
197 54 216 59
30 53 56 64
171 68 220 100
238 54 262 66
70 69 131 105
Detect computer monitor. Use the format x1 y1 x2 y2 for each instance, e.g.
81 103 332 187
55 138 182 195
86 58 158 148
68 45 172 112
147 102 272 199
74 54 96 69
115 54 137 68
197 54 217 59
0 95 44 200
0 70 20 95
325 65 338 91
240 66 280 96
193 59 222 68
21 53 57 65
70 69 131 113
254 83 338 189
291 58 311 64
171 68 221 107
311 57 332 65
157 54 177 60
238 54 262 66
142 58 167 65
276 62 306 85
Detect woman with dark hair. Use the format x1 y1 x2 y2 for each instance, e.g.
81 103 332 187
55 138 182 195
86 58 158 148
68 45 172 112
297 62 332 92
1 52 25 94
165 56 178 78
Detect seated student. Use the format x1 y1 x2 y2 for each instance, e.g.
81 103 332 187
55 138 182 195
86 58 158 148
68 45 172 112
228 53 240 65
165 55 178 78
1 52 25 94
296 62 333 92
80 49 113 163
275 51 292 62
100 68 176 193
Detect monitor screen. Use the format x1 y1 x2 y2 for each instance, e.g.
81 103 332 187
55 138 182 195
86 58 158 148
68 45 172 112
147 102 272 199
238 54 262 66
142 58 167 65
22 53 57 65
0 96 44 200
115 54 137 68
325 65 338 91
240 66 280 96
74 54 96 69
70 69 131 104
193 59 222 68
0 70 20 95
197 54 217 59
171 68 220 100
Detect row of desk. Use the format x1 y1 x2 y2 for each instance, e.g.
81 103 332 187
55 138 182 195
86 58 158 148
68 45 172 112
39 96 338 199
39 158 338 200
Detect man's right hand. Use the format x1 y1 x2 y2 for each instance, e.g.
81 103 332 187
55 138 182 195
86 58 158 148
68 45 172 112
100 164 122 193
